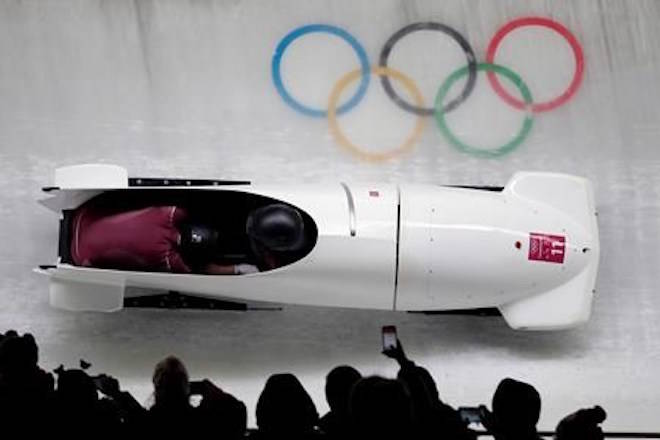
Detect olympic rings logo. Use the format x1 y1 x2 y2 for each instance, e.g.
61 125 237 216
271 17 585 161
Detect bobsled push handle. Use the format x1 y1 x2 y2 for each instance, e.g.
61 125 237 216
49 278 125 312
340 183 357 237
54 164 128 189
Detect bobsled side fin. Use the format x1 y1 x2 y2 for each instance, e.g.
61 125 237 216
49 278 125 312
445 185 504 192
55 164 128 189
498 264 596 330
505 172 596 229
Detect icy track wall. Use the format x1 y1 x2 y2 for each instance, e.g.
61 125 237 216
1 0 660 432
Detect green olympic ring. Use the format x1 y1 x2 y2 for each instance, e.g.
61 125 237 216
434 62 534 158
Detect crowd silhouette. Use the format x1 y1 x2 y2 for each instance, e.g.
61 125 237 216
0 329 607 439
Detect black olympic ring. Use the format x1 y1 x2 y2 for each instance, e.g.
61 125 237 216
378 22 477 116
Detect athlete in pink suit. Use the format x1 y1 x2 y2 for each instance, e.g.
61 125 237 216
71 205 257 275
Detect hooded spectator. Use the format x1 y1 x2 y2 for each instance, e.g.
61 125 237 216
349 375 414 440
255 373 320 439
481 378 542 440
319 365 361 439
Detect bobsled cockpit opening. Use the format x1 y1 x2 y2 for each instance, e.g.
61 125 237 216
61 189 318 275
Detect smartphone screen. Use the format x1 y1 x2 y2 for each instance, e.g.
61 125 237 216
382 325 397 351
458 407 482 424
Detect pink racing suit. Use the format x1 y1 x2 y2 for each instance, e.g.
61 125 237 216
71 204 191 273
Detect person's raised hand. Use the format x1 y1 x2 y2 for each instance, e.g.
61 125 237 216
382 339 407 364
94 374 121 398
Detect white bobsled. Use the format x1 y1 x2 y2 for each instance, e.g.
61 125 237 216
36 164 599 330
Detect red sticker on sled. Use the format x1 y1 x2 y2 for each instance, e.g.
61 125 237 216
528 233 565 264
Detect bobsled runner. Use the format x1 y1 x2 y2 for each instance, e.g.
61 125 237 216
36 164 599 330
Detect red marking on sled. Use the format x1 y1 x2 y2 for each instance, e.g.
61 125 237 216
529 233 565 264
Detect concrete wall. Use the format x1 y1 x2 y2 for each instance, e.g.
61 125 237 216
1 0 659 431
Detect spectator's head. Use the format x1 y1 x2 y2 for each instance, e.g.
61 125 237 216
22 333 38 367
555 406 607 440
56 368 98 409
152 356 190 409
2 330 18 339
350 375 414 439
325 365 361 414
256 373 318 435
199 392 248 440
491 378 541 436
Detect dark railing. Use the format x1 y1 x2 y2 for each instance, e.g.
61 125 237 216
474 431 660 438
240 428 660 438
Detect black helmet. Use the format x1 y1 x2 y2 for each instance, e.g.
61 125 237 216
246 204 305 252
180 224 220 257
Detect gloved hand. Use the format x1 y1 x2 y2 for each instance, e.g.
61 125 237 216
234 264 259 275
94 374 121 398
382 338 408 364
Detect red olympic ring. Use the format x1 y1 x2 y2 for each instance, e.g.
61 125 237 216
486 16 585 113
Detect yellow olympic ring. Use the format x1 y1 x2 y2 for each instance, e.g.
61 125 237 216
328 66 426 163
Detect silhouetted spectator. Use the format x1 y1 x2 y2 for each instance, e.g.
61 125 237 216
555 406 606 440
319 365 361 439
196 379 248 440
142 356 202 436
93 373 148 428
383 338 475 440
53 367 122 437
480 378 542 440
0 331 45 386
0 330 55 433
349 375 414 440
254 373 322 439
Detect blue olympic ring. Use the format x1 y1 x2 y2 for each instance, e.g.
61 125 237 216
271 24 370 118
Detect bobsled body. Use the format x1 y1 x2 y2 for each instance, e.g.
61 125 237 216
38 165 599 330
